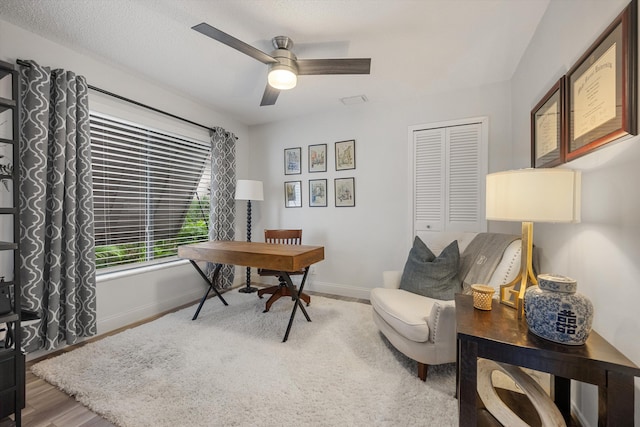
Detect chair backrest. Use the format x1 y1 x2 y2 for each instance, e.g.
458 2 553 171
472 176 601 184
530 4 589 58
264 229 302 245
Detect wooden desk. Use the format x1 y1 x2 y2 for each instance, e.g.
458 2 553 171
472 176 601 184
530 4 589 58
178 241 324 342
455 293 640 426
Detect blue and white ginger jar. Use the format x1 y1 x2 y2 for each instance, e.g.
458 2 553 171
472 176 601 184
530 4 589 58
524 274 593 345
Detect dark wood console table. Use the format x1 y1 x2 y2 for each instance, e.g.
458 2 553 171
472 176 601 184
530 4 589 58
456 293 640 426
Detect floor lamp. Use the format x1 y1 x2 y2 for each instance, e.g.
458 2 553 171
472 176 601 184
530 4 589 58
235 179 264 293
485 168 581 318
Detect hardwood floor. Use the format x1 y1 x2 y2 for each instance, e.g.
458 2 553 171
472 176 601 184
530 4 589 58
0 287 369 427
0 370 116 427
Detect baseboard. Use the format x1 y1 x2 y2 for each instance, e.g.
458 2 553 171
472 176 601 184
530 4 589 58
572 403 590 427
304 280 371 301
97 274 246 334
26 284 248 363
249 273 372 301
97 288 205 335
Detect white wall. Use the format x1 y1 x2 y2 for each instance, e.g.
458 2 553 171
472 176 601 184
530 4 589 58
0 19 250 349
510 0 640 425
248 81 514 299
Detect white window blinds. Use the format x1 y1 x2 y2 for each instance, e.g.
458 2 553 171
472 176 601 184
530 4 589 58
90 112 211 269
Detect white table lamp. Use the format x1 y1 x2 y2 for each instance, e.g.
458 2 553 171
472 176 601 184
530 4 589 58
486 168 581 317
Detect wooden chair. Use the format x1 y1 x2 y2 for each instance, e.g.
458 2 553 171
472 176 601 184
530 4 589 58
257 229 311 312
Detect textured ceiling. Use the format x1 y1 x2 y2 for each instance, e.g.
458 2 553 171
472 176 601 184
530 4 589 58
0 0 549 126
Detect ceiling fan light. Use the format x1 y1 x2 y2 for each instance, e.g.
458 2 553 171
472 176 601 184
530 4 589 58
268 66 297 90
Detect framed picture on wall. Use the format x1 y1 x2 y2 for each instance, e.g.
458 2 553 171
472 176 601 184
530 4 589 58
284 147 301 175
565 0 637 161
335 140 355 170
531 77 565 168
308 144 327 173
334 177 355 207
309 179 327 207
284 180 302 208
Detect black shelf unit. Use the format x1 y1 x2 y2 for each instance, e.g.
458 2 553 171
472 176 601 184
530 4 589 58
0 59 24 426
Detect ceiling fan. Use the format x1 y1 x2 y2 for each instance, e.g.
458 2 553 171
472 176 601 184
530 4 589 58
192 23 372 106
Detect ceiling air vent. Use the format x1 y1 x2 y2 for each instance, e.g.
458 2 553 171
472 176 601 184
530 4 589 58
340 95 368 105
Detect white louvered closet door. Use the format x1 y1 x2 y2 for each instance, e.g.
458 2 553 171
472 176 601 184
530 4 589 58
414 127 446 232
413 121 487 235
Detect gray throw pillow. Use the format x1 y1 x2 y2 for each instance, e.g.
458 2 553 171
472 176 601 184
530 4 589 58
399 237 461 300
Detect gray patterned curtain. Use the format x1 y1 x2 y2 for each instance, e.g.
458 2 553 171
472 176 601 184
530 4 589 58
207 127 236 288
18 60 96 352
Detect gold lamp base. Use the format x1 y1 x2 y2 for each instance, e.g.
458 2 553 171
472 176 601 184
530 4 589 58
499 221 537 318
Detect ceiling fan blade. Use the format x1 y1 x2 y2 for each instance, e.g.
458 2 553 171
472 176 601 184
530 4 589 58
260 84 280 106
297 58 371 75
192 23 277 65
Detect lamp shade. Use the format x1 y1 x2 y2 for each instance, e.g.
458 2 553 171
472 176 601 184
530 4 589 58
268 65 297 90
235 180 264 201
486 169 581 223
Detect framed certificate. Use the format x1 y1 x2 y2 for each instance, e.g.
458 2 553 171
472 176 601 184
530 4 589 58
532 77 565 168
566 0 637 161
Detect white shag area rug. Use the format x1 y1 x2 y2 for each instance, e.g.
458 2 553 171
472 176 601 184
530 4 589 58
32 292 458 427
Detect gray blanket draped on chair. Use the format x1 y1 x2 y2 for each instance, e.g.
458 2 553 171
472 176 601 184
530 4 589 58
458 233 520 293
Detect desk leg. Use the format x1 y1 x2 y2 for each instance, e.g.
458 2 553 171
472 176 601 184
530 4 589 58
458 338 477 427
281 267 311 343
190 261 228 321
600 370 634 426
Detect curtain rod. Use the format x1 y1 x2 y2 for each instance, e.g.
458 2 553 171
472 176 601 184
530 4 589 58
16 59 217 134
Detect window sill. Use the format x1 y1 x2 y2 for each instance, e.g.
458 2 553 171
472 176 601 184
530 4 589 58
96 258 191 283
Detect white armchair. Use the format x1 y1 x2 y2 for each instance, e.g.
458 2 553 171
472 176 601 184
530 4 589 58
370 232 521 381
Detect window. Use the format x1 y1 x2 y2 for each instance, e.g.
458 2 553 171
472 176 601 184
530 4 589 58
90 112 211 270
